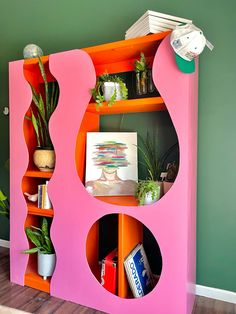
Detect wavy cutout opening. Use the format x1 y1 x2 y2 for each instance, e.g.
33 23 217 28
21 56 59 288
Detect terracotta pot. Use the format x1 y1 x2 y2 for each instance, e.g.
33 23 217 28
38 251 56 280
163 182 174 195
33 147 55 172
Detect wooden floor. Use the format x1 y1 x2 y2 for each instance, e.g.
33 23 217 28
1 247 236 314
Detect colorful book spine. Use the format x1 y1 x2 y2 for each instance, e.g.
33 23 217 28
124 243 154 298
101 248 118 295
37 181 52 209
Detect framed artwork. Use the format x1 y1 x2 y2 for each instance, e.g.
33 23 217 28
85 132 138 196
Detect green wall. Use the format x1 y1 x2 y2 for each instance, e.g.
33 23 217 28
1 0 235 292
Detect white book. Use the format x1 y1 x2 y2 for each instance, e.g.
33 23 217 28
125 24 170 40
125 17 175 40
126 15 185 36
126 10 192 34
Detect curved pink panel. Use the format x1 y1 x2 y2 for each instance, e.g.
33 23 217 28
46 37 198 314
9 60 31 285
48 50 97 297
151 35 198 313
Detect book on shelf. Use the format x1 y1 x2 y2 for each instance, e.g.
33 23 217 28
38 181 52 209
124 243 155 298
125 10 192 40
100 248 118 295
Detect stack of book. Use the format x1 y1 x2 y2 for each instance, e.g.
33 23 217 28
125 10 192 40
38 181 52 209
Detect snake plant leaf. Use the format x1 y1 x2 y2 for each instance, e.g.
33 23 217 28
0 190 7 202
22 247 40 254
25 228 42 248
38 57 49 120
41 217 49 237
31 111 40 146
44 235 53 254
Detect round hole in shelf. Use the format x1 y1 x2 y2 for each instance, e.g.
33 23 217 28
86 213 163 298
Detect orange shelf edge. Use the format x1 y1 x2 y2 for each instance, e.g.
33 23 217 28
95 196 138 206
25 272 50 293
27 204 54 217
87 97 166 115
83 32 170 56
24 170 53 179
118 214 143 298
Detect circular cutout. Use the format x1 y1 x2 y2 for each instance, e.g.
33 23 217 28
86 214 162 298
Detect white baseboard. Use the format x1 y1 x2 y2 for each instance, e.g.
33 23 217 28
196 284 236 304
0 239 10 248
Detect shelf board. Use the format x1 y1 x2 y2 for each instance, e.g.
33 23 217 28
27 204 54 217
95 196 138 206
25 272 50 293
24 170 53 179
86 97 166 115
82 32 170 74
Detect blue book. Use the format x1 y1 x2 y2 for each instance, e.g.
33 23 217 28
124 243 154 298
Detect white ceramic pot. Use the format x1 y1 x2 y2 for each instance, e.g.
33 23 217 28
144 191 159 205
103 82 122 101
38 251 56 280
33 147 55 172
144 183 161 205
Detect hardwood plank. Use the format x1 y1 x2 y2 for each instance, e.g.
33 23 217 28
2 248 236 314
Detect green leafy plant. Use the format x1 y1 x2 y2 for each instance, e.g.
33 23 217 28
135 180 160 205
135 52 148 73
138 131 179 181
25 57 59 148
22 217 54 254
0 189 9 219
91 73 128 110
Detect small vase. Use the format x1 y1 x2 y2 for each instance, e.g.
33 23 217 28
33 147 55 172
103 82 122 102
147 68 155 93
140 71 148 95
135 72 142 96
38 251 56 280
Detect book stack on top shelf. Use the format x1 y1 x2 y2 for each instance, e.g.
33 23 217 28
125 10 192 40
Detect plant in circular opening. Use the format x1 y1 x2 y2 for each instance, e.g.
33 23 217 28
135 180 161 206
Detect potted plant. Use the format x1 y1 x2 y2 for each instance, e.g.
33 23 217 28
91 73 128 110
136 180 161 205
137 131 179 198
0 189 9 218
25 57 59 172
22 217 56 280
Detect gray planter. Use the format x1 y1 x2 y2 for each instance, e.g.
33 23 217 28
38 251 56 280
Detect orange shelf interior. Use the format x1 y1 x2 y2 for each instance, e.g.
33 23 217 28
25 267 50 293
27 203 54 217
118 214 143 298
95 196 138 206
83 31 170 75
86 97 166 115
22 57 55 293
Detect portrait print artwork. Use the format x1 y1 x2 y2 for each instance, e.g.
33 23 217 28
85 132 138 196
